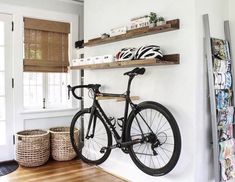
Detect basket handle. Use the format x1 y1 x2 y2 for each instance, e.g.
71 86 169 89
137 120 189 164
18 136 22 141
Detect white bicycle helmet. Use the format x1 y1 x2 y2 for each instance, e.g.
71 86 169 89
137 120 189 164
116 48 136 61
135 45 163 60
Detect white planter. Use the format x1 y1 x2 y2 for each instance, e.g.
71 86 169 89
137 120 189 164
149 23 156 28
157 21 166 26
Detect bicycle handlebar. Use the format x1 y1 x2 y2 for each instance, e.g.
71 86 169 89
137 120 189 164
68 84 101 100
67 85 82 100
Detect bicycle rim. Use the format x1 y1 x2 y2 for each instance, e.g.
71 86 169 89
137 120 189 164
126 102 181 176
70 110 112 164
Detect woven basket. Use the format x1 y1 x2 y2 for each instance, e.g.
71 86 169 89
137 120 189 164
50 127 79 161
16 129 50 167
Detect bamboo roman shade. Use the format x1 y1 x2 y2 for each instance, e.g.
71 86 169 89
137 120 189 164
23 17 70 72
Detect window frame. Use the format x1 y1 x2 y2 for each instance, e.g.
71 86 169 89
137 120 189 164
23 72 72 111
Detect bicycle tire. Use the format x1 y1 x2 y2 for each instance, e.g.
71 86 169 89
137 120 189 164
70 109 112 165
125 101 181 176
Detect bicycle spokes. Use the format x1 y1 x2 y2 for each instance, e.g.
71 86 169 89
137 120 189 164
130 109 175 169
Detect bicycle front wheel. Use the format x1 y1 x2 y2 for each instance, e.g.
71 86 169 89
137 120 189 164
70 109 112 165
126 102 181 176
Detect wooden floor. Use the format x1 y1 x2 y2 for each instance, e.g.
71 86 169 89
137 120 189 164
1 160 127 182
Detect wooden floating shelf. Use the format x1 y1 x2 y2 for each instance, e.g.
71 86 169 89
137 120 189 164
84 19 180 47
96 96 140 102
70 54 180 70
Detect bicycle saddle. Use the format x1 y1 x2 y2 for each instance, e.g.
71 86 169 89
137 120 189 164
124 67 145 76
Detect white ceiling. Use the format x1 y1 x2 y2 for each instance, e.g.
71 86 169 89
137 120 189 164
60 0 84 4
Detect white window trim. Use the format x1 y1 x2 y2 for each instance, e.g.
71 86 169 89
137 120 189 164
20 107 79 120
21 107 78 115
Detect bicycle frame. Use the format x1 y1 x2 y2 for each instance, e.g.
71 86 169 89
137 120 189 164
86 76 137 144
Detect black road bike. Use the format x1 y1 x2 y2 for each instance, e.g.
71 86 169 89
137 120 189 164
68 67 181 176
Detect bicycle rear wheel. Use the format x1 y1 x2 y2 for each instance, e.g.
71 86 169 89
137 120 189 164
70 109 112 165
126 102 181 176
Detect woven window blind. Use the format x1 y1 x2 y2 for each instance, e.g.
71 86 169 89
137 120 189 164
23 17 70 73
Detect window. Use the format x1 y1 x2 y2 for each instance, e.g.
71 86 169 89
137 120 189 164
23 72 69 109
23 73 43 108
23 18 71 110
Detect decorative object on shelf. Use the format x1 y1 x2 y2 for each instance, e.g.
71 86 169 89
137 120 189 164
50 127 79 161
110 26 127 37
86 57 95 64
70 54 180 70
101 33 110 39
16 130 50 167
157 17 166 26
73 55 115 66
116 48 136 61
130 15 149 30
72 58 85 66
93 56 103 64
103 55 115 63
84 19 180 47
149 12 158 28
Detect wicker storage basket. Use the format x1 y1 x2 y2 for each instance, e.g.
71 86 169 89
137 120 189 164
16 129 50 167
50 127 79 161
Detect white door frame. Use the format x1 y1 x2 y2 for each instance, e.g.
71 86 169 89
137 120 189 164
0 13 13 162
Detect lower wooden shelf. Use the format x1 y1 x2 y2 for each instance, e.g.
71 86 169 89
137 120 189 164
70 54 180 70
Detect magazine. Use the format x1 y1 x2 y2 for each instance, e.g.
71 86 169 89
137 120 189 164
218 107 234 127
220 156 235 181
214 59 231 73
218 124 233 142
216 90 232 110
211 38 230 60
214 72 232 90
219 139 234 161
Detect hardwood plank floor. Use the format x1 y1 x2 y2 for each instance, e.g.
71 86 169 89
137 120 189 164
0 160 127 182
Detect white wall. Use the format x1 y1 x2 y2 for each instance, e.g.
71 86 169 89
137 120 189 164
195 0 229 181
84 0 234 181
84 0 197 181
0 2 82 136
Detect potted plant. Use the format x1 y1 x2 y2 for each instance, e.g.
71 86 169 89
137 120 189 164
157 17 166 26
149 12 157 28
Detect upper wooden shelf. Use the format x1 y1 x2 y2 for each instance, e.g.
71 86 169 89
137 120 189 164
70 54 180 70
84 19 180 47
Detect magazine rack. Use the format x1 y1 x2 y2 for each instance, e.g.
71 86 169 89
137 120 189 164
203 14 235 182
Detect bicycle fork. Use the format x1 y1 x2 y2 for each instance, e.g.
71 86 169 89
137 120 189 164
85 107 97 139
79 107 97 152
